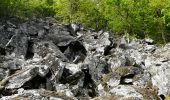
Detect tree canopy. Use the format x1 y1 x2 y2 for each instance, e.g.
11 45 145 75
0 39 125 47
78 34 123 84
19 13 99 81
0 0 170 44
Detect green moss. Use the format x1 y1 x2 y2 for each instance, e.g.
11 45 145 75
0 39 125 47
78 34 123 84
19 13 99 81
133 75 141 81
115 67 130 76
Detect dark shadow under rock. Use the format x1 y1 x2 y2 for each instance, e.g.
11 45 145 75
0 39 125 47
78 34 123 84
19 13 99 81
58 46 68 53
120 74 135 85
81 67 98 98
1 88 18 96
22 74 51 90
59 68 74 84
25 41 34 59
159 94 165 100
0 47 6 55
64 41 87 63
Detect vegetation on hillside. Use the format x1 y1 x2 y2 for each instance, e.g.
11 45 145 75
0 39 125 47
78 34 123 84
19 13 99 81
0 0 170 44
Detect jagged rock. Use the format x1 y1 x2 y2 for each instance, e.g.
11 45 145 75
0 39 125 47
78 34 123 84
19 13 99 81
133 71 151 88
143 45 156 53
33 41 68 62
97 84 110 96
83 31 111 54
108 49 127 70
127 49 146 69
119 36 129 49
64 41 87 62
48 24 76 46
60 71 84 85
0 55 25 70
107 75 120 87
1 89 76 100
143 43 170 97
5 65 49 89
7 30 28 57
64 63 82 74
0 68 9 81
54 84 74 97
65 23 80 36
144 38 154 45
83 54 111 81
152 61 170 96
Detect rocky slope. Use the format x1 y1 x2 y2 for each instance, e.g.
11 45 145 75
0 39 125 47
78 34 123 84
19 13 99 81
0 17 170 100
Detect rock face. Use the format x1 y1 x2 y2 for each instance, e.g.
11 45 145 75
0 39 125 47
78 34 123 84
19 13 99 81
0 17 169 100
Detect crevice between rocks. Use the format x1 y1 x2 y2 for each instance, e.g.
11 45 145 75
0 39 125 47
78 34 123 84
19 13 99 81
25 41 34 60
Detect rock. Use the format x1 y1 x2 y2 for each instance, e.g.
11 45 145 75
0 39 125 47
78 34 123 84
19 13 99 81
38 29 46 38
144 38 154 45
83 54 111 82
1 89 76 100
5 30 28 57
1 55 25 70
61 71 84 85
54 84 74 96
64 63 82 74
97 84 109 96
144 45 156 53
107 75 120 87
48 24 76 46
152 62 170 96
65 23 80 36
133 71 151 88
5 65 49 89
92 96 120 100
64 41 87 62
0 68 9 81
108 49 127 70
83 31 111 54
128 49 146 69
110 85 143 99
33 41 68 62
119 36 128 49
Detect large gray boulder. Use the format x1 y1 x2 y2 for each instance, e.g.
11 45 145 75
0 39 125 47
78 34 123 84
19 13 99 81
5 65 49 89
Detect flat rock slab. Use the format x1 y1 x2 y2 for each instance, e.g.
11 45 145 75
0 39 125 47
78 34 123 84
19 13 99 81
5 65 49 89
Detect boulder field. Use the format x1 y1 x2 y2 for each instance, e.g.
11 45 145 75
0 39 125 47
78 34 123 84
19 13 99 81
0 17 170 100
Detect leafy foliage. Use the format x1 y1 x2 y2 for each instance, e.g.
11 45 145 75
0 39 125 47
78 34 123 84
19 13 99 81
0 0 170 44
0 0 55 18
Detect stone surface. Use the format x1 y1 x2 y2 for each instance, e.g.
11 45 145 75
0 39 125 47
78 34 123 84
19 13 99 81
110 85 143 99
5 65 49 89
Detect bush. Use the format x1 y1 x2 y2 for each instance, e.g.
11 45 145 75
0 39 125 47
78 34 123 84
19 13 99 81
0 0 56 18
0 0 170 44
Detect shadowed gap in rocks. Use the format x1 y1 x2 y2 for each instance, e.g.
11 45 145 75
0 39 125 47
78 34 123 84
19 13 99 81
120 74 135 85
0 47 6 55
64 41 87 63
21 71 53 90
82 68 98 97
58 46 68 53
25 41 34 59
